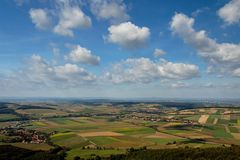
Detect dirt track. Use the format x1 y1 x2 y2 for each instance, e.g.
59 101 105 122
78 131 124 137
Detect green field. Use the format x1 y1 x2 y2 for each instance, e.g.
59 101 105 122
229 126 239 133
238 119 240 125
206 115 219 124
115 127 155 135
67 148 125 160
0 114 18 121
203 125 233 138
0 143 52 151
145 138 186 145
88 136 121 146
51 132 89 148
184 115 200 121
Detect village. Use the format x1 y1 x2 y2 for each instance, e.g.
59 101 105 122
0 127 49 144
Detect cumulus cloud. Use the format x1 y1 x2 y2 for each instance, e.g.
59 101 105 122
19 54 96 87
106 22 150 49
171 81 188 88
65 45 100 65
29 8 52 30
103 57 199 84
170 82 217 89
28 0 91 36
218 0 240 25
170 13 240 77
15 0 29 6
203 82 214 88
233 68 240 77
89 0 129 23
154 48 165 57
53 2 92 37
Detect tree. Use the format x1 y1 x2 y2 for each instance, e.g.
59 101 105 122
95 155 101 160
73 156 80 160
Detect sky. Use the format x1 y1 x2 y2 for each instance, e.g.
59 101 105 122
0 0 240 99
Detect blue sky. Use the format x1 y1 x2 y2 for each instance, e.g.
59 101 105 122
0 0 240 99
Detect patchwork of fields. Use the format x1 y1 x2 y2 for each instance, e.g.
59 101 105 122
26 109 240 159
1 102 240 159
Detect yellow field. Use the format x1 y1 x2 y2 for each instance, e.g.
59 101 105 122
198 115 209 124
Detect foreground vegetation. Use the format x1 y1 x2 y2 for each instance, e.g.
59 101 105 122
2 144 240 160
0 145 66 160
106 145 240 160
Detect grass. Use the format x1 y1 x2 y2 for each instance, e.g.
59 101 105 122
66 149 125 160
32 121 47 126
51 132 89 149
238 119 240 125
163 129 189 134
229 126 239 133
230 119 237 124
107 136 152 148
206 115 219 124
16 109 67 118
202 125 233 138
30 118 101 133
185 115 200 121
218 119 229 125
115 127 155 135
47 118 79 125
6 143 52 151
88 136 121 146
0 114 18 121
145 138 186 145
0 135 8 141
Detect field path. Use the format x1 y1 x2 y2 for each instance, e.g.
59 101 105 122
213 118 218 125
81 136 97 146
198 115 209 124
224 125 230 133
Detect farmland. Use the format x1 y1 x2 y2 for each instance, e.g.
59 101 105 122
0 101 240 159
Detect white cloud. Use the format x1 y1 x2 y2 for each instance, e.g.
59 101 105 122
171 81 188 88
203 82 214 88
104 57 199 84
53 63 96 82
170 13 240 76
107 22 150 49
28 1 91 36
53 1 91 37
29 8 52 30
233 68 240 77
154 48 165 57
65 45 100 65
191 7 209 17
170 82 217 89
89 0 129 23
15 0 29 6
21 54 96 86
218 0 240 25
